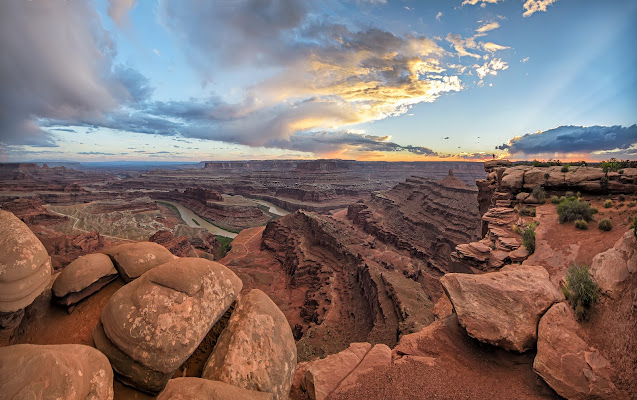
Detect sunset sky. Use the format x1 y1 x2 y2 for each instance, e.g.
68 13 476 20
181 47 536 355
1 0 635 163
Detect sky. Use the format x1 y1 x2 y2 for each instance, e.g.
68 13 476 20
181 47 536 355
0 0 635 163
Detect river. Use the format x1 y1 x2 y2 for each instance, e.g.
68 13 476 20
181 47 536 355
159 200 238 238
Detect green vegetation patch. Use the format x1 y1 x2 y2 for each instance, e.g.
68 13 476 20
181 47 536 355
597 218 612 231
214 235 234 260
520 222 537 254
556 198 595 223
574 219 588 230
563 265 600 321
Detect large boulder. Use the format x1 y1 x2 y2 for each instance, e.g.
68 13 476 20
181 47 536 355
441 265 563 352
202 289 296 400
590 230 636 298
94 258 242 394
0 210 51 313
101 241 175 282
298 342 391 400
534 302 619 399
157 378 273 400
52 253 118 311
500 167 529 191
0 343 113 399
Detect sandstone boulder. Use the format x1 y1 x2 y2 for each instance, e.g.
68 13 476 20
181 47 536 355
441 265 563 352
202 289 296 400
157 378 273 400
0 343 113 399
94 258 242 394
101 241 175 282
564 167 605 186
52 253 118 311
500 167 528 190
534 302 619 399
302 343 371 400
590 230 636 298
0 210 51 313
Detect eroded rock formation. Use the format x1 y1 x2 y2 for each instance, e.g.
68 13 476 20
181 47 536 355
0 343 114 399
94 258 242 394
101 241 175 282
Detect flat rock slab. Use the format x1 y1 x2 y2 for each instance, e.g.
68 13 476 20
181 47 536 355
101 242 175 282
0 343 113 399
157 378 273 400
202 289 296 400
95 258 242 394
441 264 563 352
52 253 117 297
0 210 51 313
534 303 619 399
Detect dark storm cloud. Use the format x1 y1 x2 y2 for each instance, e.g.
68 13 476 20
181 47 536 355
275 131 438 155
0 0 150 147
497 125 637 154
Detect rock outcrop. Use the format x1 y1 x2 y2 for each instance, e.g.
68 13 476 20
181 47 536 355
0 343 113 399
534 302 619 399
149 229 198 258
202 289 297 400
590 229 636 298
101 241 175 282
52 253 118 312
93 258 242 394
157 378 273 400
441 265 563 352
0 210 51 317
299 342 391 400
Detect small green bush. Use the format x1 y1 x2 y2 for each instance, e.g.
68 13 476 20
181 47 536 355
521 222 536 254
619 195 626 202
574 219 589 230
556 198 595 223
628 200 636 208
565 191 574 198
563 265 599 321
531 186 546 203
576 191 582 199
519 207 536 217
550 195 560 204
603 199 613 208
598 219 612 231
561 165 570 173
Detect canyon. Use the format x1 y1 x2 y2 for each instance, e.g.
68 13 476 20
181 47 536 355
0 160 635 399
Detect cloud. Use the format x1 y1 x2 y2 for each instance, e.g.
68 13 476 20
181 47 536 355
521 57 530 63
153 48 160 56
497 125 637 155
523 0 558 17
476 22 500 33
107 0 137 26
436 12 443 21
0 0 149 147
446 34 481 59
482 42 510 52
475 58 508 78
462 0 503 6
78 151 117 155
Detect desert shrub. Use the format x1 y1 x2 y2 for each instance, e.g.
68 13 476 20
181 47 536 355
520 222 536 254
561 165 570 173
619 195 626 202
519 207 536 217
565 191 574 198
601 158 621 173
563 265 599 321
574 219 589 230
628 200 636 208
631 217 637 240
544 172 550 180
550 195 560 204
603 199 613 208
576 191 582 199
598 219 612 231
556 198 595 223
531 186 546 203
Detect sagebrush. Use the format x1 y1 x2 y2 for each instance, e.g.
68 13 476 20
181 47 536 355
563 265 599 321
